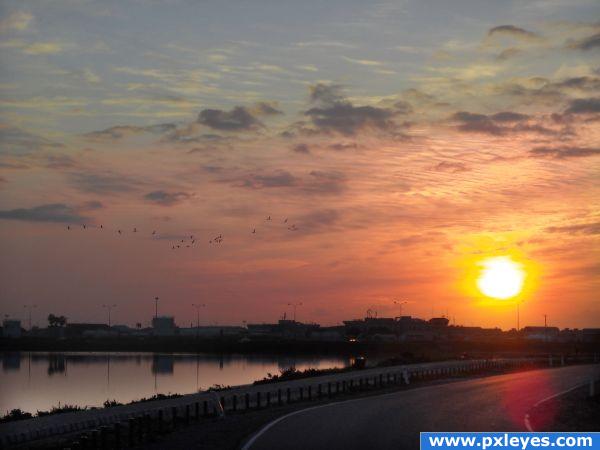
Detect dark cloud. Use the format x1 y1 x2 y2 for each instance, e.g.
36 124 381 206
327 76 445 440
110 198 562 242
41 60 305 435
84 123 177 140
328 142 358 151
296 209 341 234
223 168 346 195
253 102 284 116
309 83 345 104
305 100 396 136
197 106 262 131
304 83 398 136
452 110 556 136
496 47 522 61
45 155 78 169
304 170 347 195
433 161 469 173
529 146 600 159
565 98 600 114
292 143 311 154
144 190 192 206
545 222 600 235
490 111 530 122
0 203 100 224
0 125 63 155
70 171 140 194
487 25 539 40
567 32 600 51
239 171 298 189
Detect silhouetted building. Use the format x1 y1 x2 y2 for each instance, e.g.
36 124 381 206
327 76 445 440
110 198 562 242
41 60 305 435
2 319 22 338
152 316 177 336
247 320 320 339
522 326 560 341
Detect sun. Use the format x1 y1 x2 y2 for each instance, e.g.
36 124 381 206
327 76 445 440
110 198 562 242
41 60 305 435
477 256 525 299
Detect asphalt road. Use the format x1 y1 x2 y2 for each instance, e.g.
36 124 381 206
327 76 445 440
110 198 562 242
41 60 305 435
243 364 600 450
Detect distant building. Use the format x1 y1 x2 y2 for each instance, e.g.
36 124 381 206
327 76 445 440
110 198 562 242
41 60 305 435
521 326 560 341
179 326 246 337
246 320 320 339
65 323 111 338
581 328 600 343
2 319 22 338
152 316 177 336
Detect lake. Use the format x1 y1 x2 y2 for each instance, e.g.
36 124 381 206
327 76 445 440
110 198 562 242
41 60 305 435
0 351 350 414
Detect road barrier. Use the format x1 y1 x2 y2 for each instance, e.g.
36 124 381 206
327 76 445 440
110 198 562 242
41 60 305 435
0 356 595 449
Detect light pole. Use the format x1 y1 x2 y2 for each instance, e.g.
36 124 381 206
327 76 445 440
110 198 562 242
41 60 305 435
24 304 37 330
393 299 407 317
544 314 548 342
154 297 159 319
287 302 302 322
102 304 117 327
192 303 206 335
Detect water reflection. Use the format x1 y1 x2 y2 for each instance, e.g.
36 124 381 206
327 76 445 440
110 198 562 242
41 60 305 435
0 352 349 413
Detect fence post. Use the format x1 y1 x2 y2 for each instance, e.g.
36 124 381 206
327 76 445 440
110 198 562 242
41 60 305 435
300 386 304 401
245 393 250 410
233 395 238 411
327 382 331 397
171 407 178 430
308 385 312 400
278 388 282 405
204 400 209 416
158 409 164 434
256 392 261 409
114 422 121 449
318 384 322 399
287 387 291 403
195 401 200 420
266 391 271 406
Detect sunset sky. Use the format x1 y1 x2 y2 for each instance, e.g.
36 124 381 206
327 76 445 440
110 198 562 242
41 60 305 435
0 0 598 330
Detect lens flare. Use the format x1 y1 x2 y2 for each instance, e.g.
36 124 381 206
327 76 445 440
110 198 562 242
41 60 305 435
477 256 525 299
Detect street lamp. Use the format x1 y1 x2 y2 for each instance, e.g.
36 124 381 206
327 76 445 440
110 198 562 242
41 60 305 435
191 303 206 333
24 304 37 330
102 304 117 327
393 299 407 317
287 302 303 322
154 297 159 319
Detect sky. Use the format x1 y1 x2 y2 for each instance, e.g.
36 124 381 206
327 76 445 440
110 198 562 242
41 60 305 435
0 0 598 330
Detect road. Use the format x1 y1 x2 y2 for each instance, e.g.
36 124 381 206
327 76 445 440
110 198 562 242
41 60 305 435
243 364 600 450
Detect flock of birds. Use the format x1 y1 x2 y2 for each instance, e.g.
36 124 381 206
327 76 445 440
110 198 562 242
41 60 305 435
66 215 299 250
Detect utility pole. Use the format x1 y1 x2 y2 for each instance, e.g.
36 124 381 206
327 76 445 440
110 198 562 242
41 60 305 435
24 304 37 330
287 302 302 322
192 303 206 336
102 304 117 327
154 297 159 319
544 314 547 342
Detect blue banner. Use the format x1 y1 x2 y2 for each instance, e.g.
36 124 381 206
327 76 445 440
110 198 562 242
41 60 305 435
421 433 600 450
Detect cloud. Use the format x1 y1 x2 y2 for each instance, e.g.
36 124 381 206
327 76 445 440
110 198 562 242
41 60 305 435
304 83 397 136
292 143 310 154
545 222 600 235
0 202 101 224
433 161 469 173
144 190 192 206
44 155 78 169
252 102 283 116
0 39 64 54
296 209 341 234
566 33 600 51
564 97 600 114
487 25 539 41
328 142 358 151
529 146 600 159
0 125 63 155
304 170 347 194
451 110 557 136
496 48 523 61
238 171 298 189
69 171 140 194
0 11 33 32
197 106 262 131
84 123 177 140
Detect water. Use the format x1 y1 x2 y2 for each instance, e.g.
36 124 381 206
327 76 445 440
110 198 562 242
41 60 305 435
0 351 350 414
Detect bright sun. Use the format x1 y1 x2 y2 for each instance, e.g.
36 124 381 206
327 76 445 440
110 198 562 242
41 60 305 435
477 256 525 299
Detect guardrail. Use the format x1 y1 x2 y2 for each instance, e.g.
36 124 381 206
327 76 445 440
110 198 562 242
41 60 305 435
0 356 581 449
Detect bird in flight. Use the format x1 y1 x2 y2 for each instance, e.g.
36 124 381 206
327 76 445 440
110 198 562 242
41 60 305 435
82 224 86 229
117 230 122 234
266 216 271 221
133 228 137 233
252 229 256 234
284 218 288 223
67 225 70 230
152 230 156 235
100 225 103 229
